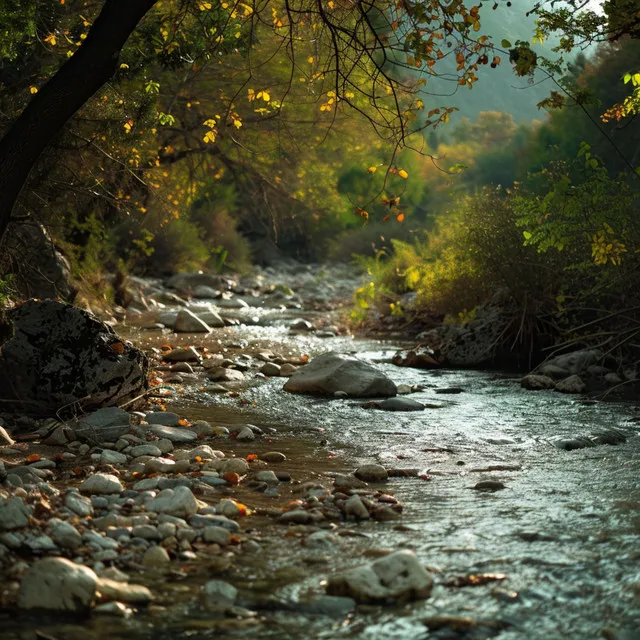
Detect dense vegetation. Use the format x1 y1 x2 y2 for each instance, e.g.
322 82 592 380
0 0 639 365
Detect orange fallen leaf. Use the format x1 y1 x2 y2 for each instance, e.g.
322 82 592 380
223 472 240 486
26 454 41 463
246 454 258 462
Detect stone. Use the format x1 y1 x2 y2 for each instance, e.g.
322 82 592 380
236 426 255 442
521 374 556 390
79 473 124 495
538 364 570 379
18 557 98 612
202 580 237 608
279 510 312 524
173 309 212 333
146 486 199 517
354 464 388 482
145 411 181 427
0 300 148 417
47 518 82 549
290 318 314 332
544 349 602 375
604 372 623 385
0 497 32 530
100 450 128 465
96 578 153 603
261 451 286 463
219 458 249 475
283 352 397 398
163 347 201 363
392 347 440 369
192 285 220 298
260 362 281 376
94 602 133 617
378 397 425 411
65 490 94 517
190 420 215 437
473 480 506 491
555 375 587 394
197 309 225 328
255 470 278 484
148 425 198 443
344 495 370 519
142 545 171 567
203 526 231 545
130 444 163 457
279 363 297 376
326 550 433 603
206 368 245 382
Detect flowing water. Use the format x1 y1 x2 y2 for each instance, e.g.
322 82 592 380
2 286 639 640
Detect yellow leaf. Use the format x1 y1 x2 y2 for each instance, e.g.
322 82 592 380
397 169 409 179
123 119 134 133
29 86 38 94
368 166 377 174
203 130 217 144
308 56 314 64
119 63 129 69
199 1 212 8
44 34 57 46
328 0 335 7
203 119 217 128
232 117 242 129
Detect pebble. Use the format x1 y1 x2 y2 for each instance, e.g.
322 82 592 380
261 451 286 463
202 580 237 607
261 362 281 376
130 444 163 457
344 495 370 519
146 486 199 517
473 480 506 491
0 497 32 531
255 470 279 484
148 425 198 443
219 458 249 475
145 412 181 427
100 450 128 465
65 490 94 517
79 473 124 495
354 464 388 482
236 426 255 442
203 526 231 545
142 545 171 567
279 510 312 524
47 518 82 549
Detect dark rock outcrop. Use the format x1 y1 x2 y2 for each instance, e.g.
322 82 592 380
0 300 148 416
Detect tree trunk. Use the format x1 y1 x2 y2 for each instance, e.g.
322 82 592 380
0 0 157 245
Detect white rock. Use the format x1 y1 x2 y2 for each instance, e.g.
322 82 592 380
283 352 397 397
146 486 199 517
18 557 98 612
326 550 433 603
79 473 123 495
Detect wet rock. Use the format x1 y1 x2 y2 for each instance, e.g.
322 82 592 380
473 480 506 491
147 486 199 517
94 601 133 617
79 473 124 495
295 595 356 617
555 375 587 394
203 526 231 545
97 578 153 604
236 426 255 442
604 372 623 385
354 464 388 482
47 518 82 549
202 580 237 608
344 495 369 519
190 420 215 437
142 545 171 567
261 451 286 463
545 349 602 375
333 474 368 491
521 374 556 390
197 309 225 328
173 309 212 333
326 550 433 603
280 510 312 524
392 347 440 369
18 557 98 612
538 364 570 379
290 318 314 332
284 352 397 398
207 368 245 382
260 362 281 376
378 397 425 412
163 347 201 363
145 411 181 427
279 363 298 376
148 425 198 443
0 497 32 530
0 300 148 417
255 470 278 484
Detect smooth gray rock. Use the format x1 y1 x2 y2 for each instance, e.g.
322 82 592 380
100 450 128 465
283 352 397 398
145 411 181 427
65 490 94 517
545 349 603 376
130 444 163 458
47 518 82 549
202 580 237 607
148 425 197 443
378 397 425 411
555 375 587 394
354 464 388 482
0 301 148 417
326 550 433 603
79 473 124 495
18 557 98 612
146 486 199 517
0 497 32 530
521 374 556 390
174 309 212 333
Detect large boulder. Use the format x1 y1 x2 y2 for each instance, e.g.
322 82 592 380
543 349 603 376
0 300 148 416
283 352 397 397
326 550 433 603
18 557 98 612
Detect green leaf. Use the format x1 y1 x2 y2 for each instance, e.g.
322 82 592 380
501 39 512 48
522 230 532 240
623 72 631 84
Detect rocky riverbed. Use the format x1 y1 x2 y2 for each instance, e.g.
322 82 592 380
0 262 639 640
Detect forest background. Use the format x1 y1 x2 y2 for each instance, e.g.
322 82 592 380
0 0 639 365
